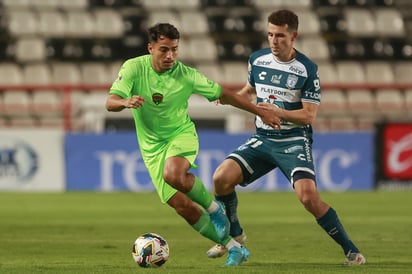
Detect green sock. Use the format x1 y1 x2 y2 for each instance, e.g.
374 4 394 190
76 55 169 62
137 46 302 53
186 176 213 209
192 211 220 243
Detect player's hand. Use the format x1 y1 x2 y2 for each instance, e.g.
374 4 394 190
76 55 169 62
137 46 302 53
127 95 145 109
257 102 282 130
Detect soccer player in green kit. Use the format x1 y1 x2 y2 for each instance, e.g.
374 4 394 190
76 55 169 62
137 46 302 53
105 23 281 266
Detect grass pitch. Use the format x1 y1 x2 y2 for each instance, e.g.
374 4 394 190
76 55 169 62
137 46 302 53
0 191 411 274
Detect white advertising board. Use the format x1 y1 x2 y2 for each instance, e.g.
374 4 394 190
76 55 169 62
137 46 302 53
0 129 65 191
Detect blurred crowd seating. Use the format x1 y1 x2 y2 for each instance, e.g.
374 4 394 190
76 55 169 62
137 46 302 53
0 0 412 132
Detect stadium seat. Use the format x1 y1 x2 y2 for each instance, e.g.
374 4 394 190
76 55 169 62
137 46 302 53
0 63 24 85
179 11 209 36
107 61 123 79
188 37 218 62
169 0 201 9
147 11 181 29
364 61 394 83
94 9 125 38
51 62 82 84
317 62 338 84
23 64 52 85
357 116 376 131
1 0 30 9
66 11 95 38
312 116 331 132
80 62 110 85
336 61 366 83
374 8 405 37
329 116 357 131
296 10 321 37
15 38 47 63
253 0 311 9
393 61 412 83
221 62 248 85
2 90 32 116
346 89 375 115
374 89 405 118
318 89 348 116
195 63 225 83
344 8 377 37
141 0 173 10
59 0 89 10
38 116 65 128
299 36 330 61
31 91 63 117
6 10 39 37
405 89 412 110
9 116 39 127
37 10 67 38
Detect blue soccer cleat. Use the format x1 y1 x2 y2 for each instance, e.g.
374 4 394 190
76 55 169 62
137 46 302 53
209 201 230 240
224 246 250 267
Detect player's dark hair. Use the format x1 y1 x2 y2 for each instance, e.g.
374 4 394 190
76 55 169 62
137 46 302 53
148 23 180 42
268 10 299 32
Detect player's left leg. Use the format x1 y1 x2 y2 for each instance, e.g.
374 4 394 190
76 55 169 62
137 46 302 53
164 132 229 240
209 136 275 258
293 176 366 265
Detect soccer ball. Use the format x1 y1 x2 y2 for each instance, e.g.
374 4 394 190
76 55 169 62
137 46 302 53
132 233 169 268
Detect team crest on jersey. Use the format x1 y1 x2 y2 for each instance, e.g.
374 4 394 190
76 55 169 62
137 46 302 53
286 74 298 89
152 92 163 105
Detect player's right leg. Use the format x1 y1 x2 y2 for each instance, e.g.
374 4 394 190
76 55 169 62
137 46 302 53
208 140 275 258
167 191 223 244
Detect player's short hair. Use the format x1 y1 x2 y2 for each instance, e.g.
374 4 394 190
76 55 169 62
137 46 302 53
268 10 299 32
148 23 180 42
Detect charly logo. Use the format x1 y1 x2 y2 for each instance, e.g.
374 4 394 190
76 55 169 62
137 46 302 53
0 137 38 182
152 92 163 105
387 132 412 173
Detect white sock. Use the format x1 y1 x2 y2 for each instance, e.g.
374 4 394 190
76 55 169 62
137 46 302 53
206 200 219 213
225 238 241 250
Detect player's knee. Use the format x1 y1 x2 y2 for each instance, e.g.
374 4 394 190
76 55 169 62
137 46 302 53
212 169 233 192
163 171 188 191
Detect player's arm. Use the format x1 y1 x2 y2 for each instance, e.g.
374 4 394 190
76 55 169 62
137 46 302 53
235 83 256 103
106 94 145 112
258 101 319 125
219 84 281 128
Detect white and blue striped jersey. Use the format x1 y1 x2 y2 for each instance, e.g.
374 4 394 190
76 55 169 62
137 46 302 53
248 48 321 137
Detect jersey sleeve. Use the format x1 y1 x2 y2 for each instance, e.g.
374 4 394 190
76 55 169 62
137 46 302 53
109 60 135 98
192 69 223 101
301 64 321 105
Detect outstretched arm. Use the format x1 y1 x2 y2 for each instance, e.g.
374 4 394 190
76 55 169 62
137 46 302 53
105 94 145 112
219 84 281 129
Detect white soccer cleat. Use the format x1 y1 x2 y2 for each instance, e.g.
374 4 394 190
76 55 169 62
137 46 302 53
344 251 366 266
207 233 247 258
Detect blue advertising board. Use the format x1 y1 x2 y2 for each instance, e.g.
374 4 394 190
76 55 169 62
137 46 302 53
65 131 374 191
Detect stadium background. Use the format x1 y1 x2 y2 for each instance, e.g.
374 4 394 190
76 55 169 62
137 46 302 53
1 0 412 191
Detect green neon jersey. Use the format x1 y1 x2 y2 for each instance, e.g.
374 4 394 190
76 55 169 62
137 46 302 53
109 55 222 151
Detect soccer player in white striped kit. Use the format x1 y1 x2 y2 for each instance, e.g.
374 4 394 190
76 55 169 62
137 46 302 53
207 9 366 266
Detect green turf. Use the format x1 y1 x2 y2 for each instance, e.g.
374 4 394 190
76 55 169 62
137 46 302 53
0 191 411 274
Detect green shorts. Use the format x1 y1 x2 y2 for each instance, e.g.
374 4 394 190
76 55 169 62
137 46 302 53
228 133 315 187
141 130 199 204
